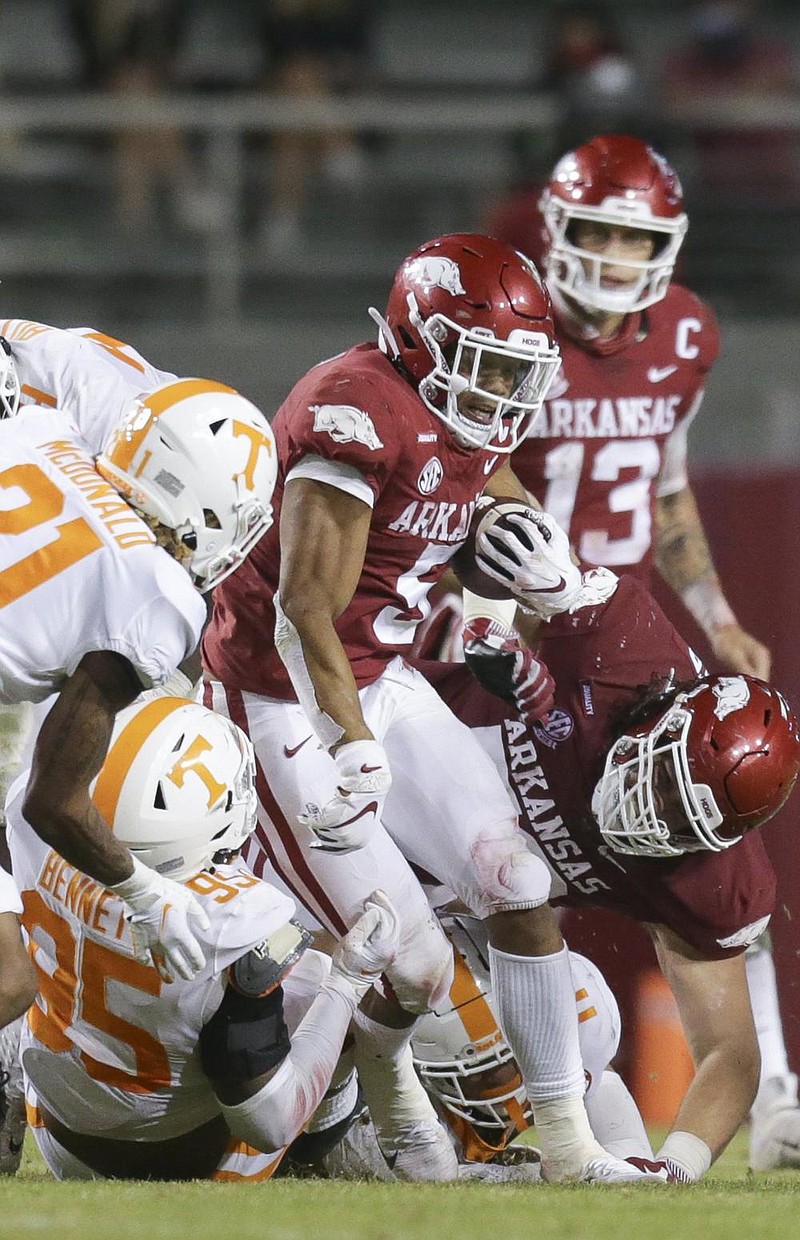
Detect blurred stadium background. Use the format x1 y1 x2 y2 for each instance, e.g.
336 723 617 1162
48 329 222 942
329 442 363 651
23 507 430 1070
2 0 800 1129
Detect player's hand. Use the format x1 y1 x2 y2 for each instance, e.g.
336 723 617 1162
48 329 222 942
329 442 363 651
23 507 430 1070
711 624 772 680
462 617 555 725
110 858 210 983
330 889 401 999
475 508 583 619
300 740 392 854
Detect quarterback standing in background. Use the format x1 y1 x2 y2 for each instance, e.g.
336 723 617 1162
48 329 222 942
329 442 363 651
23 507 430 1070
204 231 667 1185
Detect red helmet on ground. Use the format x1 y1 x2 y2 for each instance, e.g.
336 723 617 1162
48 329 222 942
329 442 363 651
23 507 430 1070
594 676 800 857
539 134 688 314
371 233 560 453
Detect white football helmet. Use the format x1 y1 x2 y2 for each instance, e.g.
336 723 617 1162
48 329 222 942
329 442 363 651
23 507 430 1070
91 696 257 882
0 338 20 419
412 917 622 1156
97 378 278 591
411 917 532 1149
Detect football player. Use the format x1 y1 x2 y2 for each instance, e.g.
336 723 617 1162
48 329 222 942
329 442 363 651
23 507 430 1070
411 569 800 1182
411 915 647 1181
202 232 667 1185
5 695 400 1180
471 132 797 1173
0 372 276 988
0 320 178 455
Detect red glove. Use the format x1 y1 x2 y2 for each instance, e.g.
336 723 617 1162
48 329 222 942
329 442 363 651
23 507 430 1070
462 617 555 726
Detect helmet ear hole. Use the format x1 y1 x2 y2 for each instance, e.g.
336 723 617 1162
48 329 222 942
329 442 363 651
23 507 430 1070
203 508 222 531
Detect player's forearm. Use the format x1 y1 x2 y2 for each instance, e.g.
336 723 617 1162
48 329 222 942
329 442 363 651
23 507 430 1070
219 973 358 1152
654 487 737 634
23 679 135 885
654 486 718 594
668 1045 759 1160
274 593 372 750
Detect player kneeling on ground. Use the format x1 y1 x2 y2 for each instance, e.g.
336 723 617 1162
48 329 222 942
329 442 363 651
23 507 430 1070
5 697 399 1181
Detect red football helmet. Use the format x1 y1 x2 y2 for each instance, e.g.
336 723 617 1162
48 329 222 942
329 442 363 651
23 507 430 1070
371 233 560 453
594 676 800 858
539 134 688 314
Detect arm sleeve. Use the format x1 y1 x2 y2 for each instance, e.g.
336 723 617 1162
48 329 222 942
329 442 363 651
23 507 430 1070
218 972 358 1152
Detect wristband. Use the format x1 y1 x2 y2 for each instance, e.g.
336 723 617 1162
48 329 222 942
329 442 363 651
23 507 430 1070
680 578 737 639
462 588 518 630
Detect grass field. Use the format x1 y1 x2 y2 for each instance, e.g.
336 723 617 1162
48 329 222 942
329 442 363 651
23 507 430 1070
2 1128 800 1240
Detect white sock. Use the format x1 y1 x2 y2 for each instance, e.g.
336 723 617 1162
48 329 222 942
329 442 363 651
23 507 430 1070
351 1009 438 1144
489 943 603 1177
488 943 587 1099
746 943 793 1091
585 1070 653 1159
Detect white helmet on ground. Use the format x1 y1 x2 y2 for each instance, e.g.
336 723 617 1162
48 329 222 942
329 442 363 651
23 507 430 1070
412 917 622 1156
91 696 257 882
411 916 532 1151
97 378 278 591
0 338 20 419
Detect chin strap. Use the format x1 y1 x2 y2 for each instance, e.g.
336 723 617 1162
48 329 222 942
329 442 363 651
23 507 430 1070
368 306 401 360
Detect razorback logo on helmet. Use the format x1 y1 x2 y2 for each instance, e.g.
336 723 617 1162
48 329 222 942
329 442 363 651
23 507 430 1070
405 256 466 296
311 403 384 451
417 457 443 496
711 676 751 721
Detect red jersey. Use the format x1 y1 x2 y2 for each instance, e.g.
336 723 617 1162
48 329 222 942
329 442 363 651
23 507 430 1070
417 575 775 958
203 343 502 697
512 285 720 581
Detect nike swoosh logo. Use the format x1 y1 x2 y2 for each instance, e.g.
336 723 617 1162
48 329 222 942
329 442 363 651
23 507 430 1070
647 365 677 383
483 455 499 475
533 575 567 594
284 735 314 759
360 763 381 774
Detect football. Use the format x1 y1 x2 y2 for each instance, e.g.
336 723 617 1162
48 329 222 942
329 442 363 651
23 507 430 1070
451 495 536 600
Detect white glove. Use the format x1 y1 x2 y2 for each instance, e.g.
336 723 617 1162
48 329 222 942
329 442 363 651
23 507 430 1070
299 739 392 854
329 889 401 1000
109 857 211 983
475 508 583 619
566 566 619 613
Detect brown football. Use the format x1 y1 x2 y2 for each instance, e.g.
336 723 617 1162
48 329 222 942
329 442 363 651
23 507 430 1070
451 496 534 600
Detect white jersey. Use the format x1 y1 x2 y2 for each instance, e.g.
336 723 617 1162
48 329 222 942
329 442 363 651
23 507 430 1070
9 801 296 1141
3 318 178 455
0 408 205 703
0 861 22 915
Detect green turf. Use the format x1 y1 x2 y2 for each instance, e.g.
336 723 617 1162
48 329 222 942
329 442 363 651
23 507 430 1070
2 1129 799 1240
